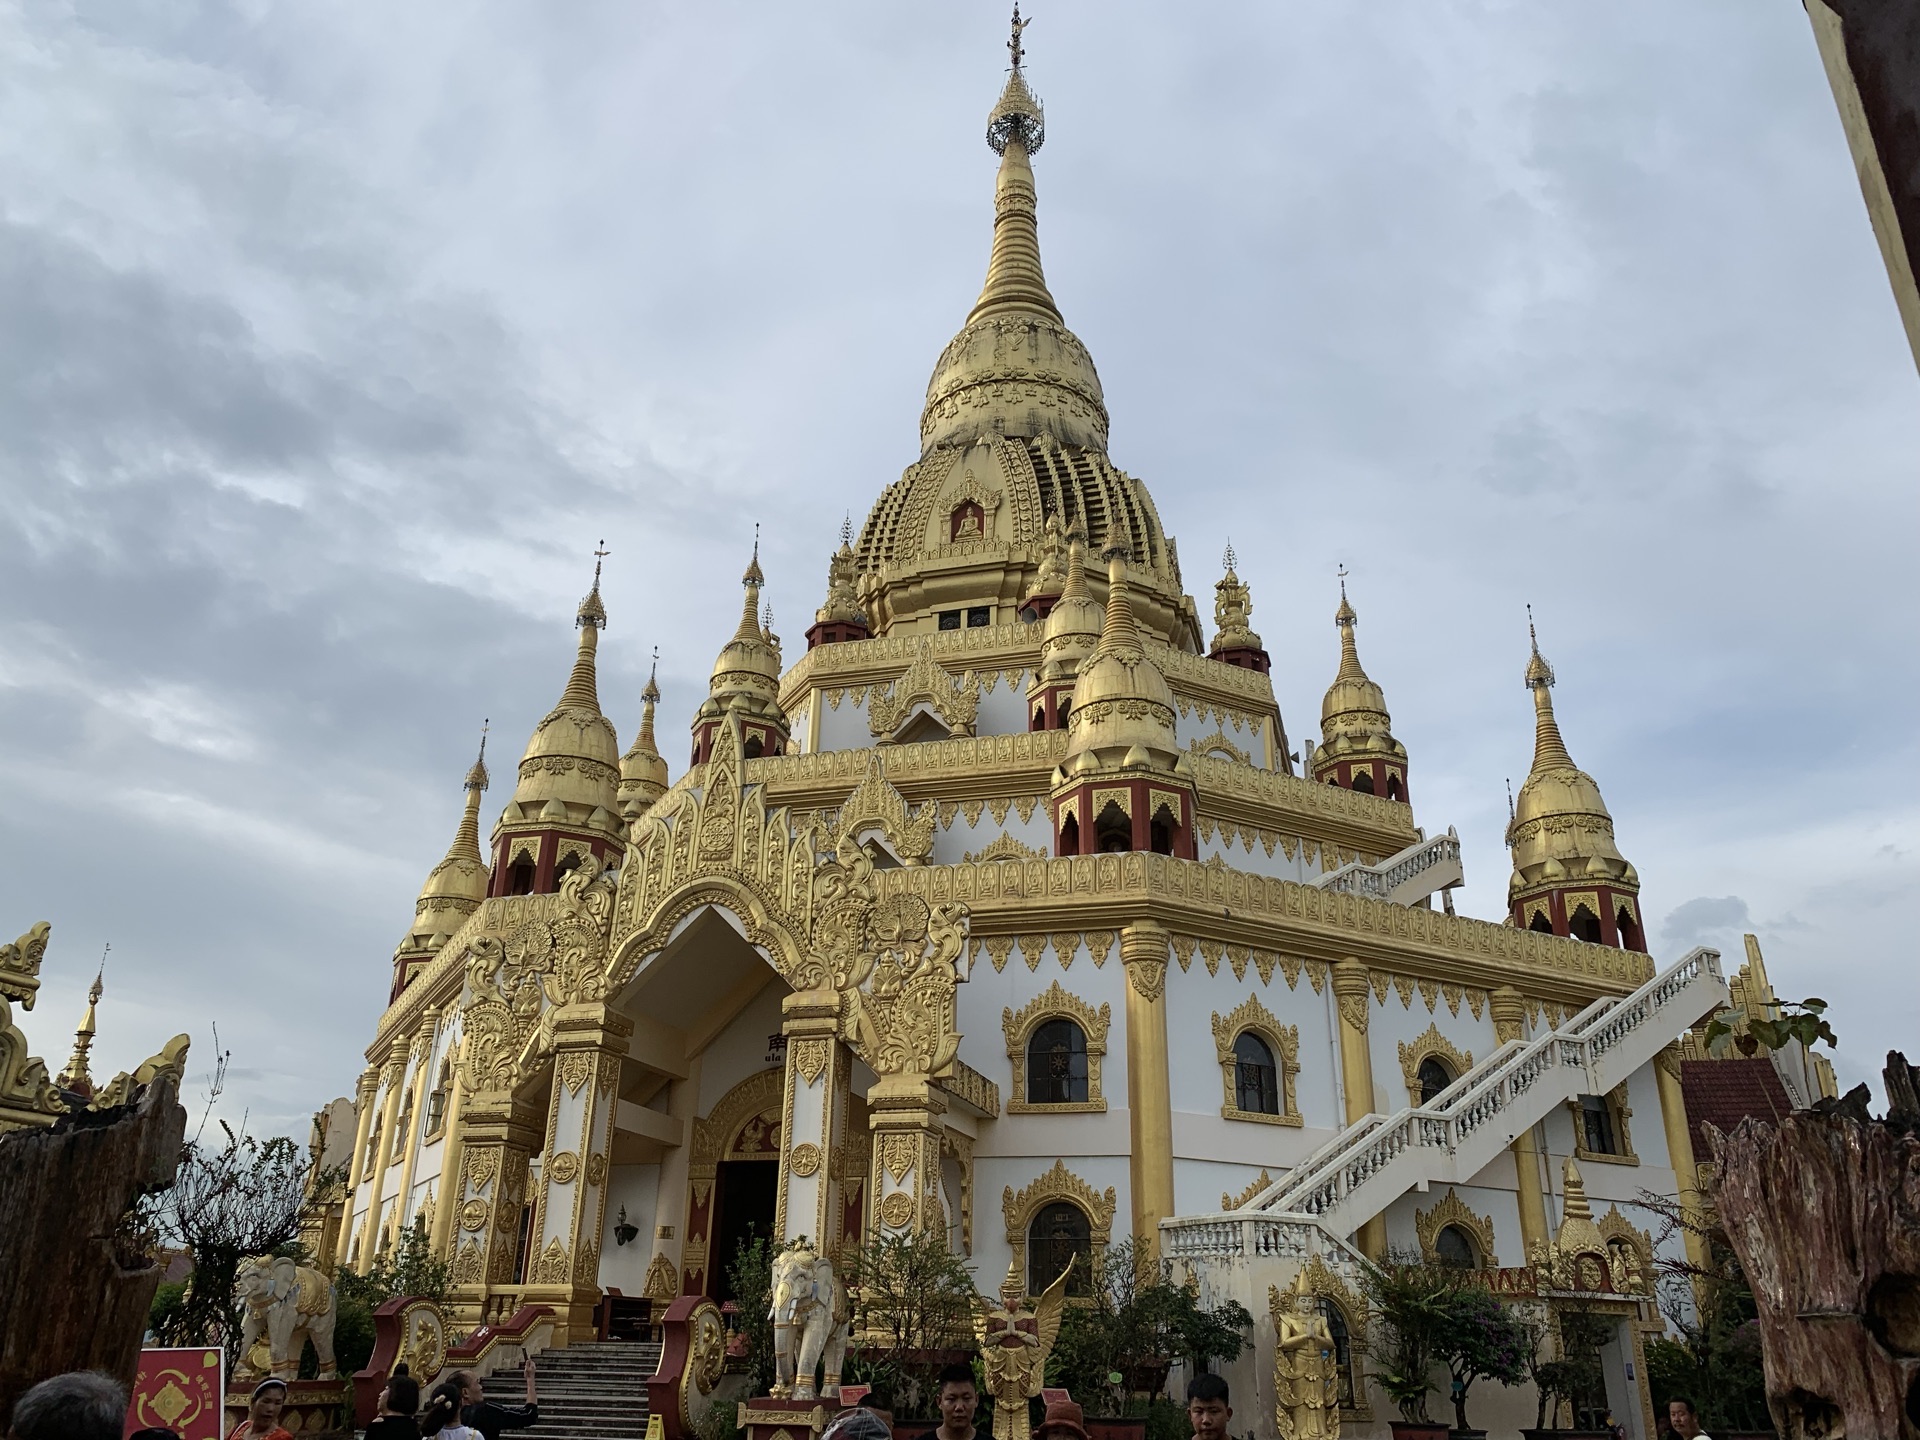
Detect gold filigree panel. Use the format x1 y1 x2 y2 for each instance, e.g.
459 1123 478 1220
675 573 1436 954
1002 1160 1115 1291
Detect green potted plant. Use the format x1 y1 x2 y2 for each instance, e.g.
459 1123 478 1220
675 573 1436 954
1517 1305 1610 1439
844 1229 978 1422
1430 1286 1529 1438
1360 1257 1456 1440
1046 1240 1250 1440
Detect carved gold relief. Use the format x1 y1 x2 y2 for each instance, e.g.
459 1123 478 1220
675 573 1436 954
789 1142 823 1177
1415 1188 1498 1268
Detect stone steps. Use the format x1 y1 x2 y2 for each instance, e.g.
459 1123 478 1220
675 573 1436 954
479 1342 663 1440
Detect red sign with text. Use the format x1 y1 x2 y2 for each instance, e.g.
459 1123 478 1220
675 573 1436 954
126 1348 225 1440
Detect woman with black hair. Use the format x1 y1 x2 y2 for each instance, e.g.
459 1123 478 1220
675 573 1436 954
416 1380 476 1440
364 1369 421 1440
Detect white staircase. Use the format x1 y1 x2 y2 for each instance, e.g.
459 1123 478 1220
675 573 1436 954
1162 946 1727 1261
1315 827 1463 907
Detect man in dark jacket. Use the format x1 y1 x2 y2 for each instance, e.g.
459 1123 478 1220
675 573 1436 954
453 1358 538 1440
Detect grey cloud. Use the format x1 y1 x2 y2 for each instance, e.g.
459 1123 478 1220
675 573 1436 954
1 0 1915 1133
1661 896 1754 947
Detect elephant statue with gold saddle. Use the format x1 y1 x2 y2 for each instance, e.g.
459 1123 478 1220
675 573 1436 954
768 1238 848 1402
234 1255 339 1380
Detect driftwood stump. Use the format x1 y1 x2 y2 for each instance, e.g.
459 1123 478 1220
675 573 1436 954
1708 1051 1920 1439
0 1068 187 1425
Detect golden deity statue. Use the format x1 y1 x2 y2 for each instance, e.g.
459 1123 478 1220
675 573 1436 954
973 1260 1070 1440
1271 1272 1340 1440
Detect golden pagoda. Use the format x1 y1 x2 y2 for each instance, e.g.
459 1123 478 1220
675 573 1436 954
335 19 1734 1434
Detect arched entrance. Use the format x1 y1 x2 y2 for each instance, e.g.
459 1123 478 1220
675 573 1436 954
685 1068 784 1300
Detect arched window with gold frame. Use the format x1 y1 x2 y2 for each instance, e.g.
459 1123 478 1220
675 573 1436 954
1211 995 1301 1126
1415 1187 1498 1269
1003 1160 1115 1304
1003 982 1109 1114
1568 1083 1637 1165
1398 1023 1474 1107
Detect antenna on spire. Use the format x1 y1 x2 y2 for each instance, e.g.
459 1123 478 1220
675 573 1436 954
467 719 491 791
593 538 609 585
478 719 489 763
1222 541 1237 573
1337 562 1349 600
840 512 853 548
1008 3 1030 70
92 942 109 999
1505 777 1515 823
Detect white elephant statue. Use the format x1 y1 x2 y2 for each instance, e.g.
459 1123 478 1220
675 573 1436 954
768 1239 848 1402
234 1255 339 1380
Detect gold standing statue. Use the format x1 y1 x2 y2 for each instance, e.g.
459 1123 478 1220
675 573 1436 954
974 1260 1071 1440
1271 1272 1340 1440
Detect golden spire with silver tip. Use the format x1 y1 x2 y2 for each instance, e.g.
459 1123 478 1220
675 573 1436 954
619 651 670 823
1507 612 1640 942
398 726 494 978
1312 567 1408 799
55 948 106 1098
693 531 790 762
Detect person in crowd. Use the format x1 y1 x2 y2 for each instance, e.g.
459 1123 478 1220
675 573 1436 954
932 1365 979 1440
227 1381 294 1440
418 1381 473 1440
451 1359 537 1440
1667 1398 1711 1440
1185 1374 1232 1440
1035 1398 1090 1440
823 1409 893 1440
365 1370 421 1440
856 1389 895 1431
7 1372 127 1440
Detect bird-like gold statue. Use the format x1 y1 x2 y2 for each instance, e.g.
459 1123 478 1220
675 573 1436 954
973 1260 1071 1440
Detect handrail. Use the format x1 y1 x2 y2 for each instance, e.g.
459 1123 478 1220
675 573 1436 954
1165 946 1726 1256
1316 828 1460 901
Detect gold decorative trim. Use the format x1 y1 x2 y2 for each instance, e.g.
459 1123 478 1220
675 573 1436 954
1003 981 1109 1114
547 1150 580 1185
789 1142 822 1177
1415 1187 1498 1268
964 835 1048 864
1595 1205 1654 1294
1221 1169 1273 1210
642 1253 679 1300
1186 730 1251 765
1569 1083 1639 1166
1397 1023 1474 1105
1211 995 1301 1127
1002 1159 1115 1289
868 638 981 741
836 751 937 864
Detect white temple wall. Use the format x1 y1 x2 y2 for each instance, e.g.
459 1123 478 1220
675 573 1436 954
1171 701 1268 768
597 1162 662 1293
931 807 1052 866
812 693 877 753
975 672 1032 736
1162 960 1342 1130
1193 829 1317 881
1364 990 1500 1116
957 939 1131 1128
695 981 786 1112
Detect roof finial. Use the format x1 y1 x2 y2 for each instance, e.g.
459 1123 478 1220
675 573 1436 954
465 720 491 791
840 512 853 549
1222 540 1237 573
1525 603 1555 689
1008 4 1030 71
1505 777 1515 823
1337 562 1349 602
57 944 108 1097
578 542 609 629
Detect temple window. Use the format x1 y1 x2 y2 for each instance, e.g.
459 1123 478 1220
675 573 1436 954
1351 770 1376 795
1529 911 1555 934
743 735 764 759
1435 1224 1479 1268
1056 699 1071 727
1417 1056 1455 1105
1032 704 1046 732
1386 774 1404 802
1616 905 1643 951
1028 1201 1092 1296
1317 1300 1358 1408
505 857 536 897
1233 1033 1280 1115
1149 803 1177 856
1026 1019 1090 1105
1058 814 1080 856
424 1059 451 1137
1569 904 1604 944
938 609 962 631
1579 1094 1618 1155
1094 801 1130 854
967 606 992 627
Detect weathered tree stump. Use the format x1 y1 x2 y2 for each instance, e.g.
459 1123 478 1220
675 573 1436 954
1707 1051 1920 1439
0 1064 188 1425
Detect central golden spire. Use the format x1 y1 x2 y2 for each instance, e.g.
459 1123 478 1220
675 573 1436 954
972 16 1058 326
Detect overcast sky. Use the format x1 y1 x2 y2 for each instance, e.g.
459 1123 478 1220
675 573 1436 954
4 2 1914 1137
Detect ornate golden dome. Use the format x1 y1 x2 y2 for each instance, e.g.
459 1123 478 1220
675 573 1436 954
849 52 1202 651
619 659 670 823
400 739 492 957
1311 581 1407 790
1507 629 1635 901
1056 545 1187 780
1035 525 1102 684
694 547 789 746
497 573 622 840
